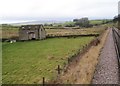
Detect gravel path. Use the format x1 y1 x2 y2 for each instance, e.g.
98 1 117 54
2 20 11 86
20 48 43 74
92 28 119 84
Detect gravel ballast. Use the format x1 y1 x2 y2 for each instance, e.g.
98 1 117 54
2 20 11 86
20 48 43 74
92 28 119 84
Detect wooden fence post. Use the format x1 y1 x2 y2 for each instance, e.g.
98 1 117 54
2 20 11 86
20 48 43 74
55 65 62 75
43 77 45 86
57 65 61 74
68 58 70 63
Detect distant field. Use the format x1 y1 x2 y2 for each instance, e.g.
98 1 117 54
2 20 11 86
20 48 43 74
46 27 104 37
3 37 94 84
1 27 18 39
89 20 103 25
52 20 105 27
1 25 106 39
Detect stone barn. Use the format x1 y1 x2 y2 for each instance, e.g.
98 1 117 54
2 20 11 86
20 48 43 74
19 25 46 40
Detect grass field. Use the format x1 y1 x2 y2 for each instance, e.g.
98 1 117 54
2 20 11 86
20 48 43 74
89 20 103 25
1 25 105 39
2 37 94 84
46 27 104 36
1 27 18 39
52 20 105 27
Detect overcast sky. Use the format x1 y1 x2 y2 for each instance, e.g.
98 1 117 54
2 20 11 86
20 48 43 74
0 0 119 23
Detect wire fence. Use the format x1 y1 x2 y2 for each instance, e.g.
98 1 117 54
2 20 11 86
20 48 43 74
41 29 107 84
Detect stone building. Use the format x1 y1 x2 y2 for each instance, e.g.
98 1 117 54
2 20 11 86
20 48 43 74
19 25 46 40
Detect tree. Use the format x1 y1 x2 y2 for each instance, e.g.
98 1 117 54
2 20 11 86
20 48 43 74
73 17 90 27
113 17 117 23
113 14 120 29
73 19 79 22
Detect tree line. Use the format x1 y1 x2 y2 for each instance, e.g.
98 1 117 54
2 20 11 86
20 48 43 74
113 14 120 23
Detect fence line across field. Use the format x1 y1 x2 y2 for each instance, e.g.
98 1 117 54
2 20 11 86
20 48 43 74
42 32 103 84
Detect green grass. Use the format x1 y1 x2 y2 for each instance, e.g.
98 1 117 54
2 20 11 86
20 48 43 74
46 28 105 36
2 37 94 84
89 20 103 25
89 19 112 25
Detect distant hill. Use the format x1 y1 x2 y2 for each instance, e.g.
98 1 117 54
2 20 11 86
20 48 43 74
10 20 65 26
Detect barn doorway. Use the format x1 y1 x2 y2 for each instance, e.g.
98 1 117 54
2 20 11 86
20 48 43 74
28 32 36 40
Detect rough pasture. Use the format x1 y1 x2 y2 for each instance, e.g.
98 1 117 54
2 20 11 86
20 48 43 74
2 37 94 84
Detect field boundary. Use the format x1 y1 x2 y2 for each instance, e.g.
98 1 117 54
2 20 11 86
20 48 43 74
1 34 99 42
46 29 107 84
46 34 99 38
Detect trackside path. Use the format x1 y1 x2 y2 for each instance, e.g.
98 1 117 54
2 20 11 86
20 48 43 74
92 28 119 84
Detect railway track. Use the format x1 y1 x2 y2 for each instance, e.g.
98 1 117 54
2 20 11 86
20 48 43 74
92 28 119 84
112 28 120 67
112 28 120 84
